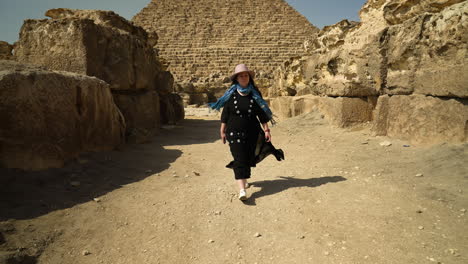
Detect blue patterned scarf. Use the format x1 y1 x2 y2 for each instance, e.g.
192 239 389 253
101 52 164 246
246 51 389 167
208 83 276 124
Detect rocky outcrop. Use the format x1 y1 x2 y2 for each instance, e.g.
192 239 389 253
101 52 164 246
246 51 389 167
270 0 468 144
132 0 319 104
14 9 183 142
0 41 13 60
0 60 125 170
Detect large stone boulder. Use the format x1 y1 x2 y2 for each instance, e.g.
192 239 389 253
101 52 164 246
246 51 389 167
0 61 125 170
372 95 468 144
14 9 184 142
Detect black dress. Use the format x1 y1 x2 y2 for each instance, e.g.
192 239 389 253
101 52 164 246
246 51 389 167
221 92 284 180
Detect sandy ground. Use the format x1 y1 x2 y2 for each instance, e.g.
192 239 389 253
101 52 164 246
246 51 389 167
1 113 467 264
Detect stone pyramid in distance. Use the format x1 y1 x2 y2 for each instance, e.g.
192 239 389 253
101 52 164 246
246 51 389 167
132 0 318 85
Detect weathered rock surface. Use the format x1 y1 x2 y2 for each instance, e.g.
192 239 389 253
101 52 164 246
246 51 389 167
0 61 125 170
0 41 13 60
385 1 468 97
132 0 319 92
272 0 468 98
14 9 184 142
372 95 468 144
270 0 467 144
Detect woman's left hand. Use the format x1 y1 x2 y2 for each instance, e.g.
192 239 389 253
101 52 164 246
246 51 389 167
265 131 271 142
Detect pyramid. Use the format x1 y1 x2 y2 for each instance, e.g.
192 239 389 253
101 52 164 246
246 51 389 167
132 0 318 84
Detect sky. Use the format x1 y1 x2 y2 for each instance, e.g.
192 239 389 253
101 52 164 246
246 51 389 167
0 0 367 44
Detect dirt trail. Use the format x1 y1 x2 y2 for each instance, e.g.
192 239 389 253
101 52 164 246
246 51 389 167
1 114 467 264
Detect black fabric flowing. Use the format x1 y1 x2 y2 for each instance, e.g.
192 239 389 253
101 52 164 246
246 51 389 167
221 92 284 179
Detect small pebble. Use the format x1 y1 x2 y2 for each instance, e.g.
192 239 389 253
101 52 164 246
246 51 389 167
82 250 91 256
415 173 424 177
208 239 214 243
324 251 330 256
254 232 261 237
379 141 392 147
93 198 101 202
460 209 466 213
418 226 424 230
193 171 201 176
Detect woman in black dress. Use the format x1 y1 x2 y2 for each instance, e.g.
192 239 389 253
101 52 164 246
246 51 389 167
209 64 284 201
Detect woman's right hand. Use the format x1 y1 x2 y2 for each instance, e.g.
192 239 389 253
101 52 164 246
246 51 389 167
220 131 226 144
220 123 227 144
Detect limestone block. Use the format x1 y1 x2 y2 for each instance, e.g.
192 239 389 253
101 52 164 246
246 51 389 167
386 1 468 97
269 95 376 127
15 13 159 92
160 93 184 125
0 61 125 170
270 96 294 120
372 95 468 144
317 96 377 127
113 91 160 143
0 41 13 60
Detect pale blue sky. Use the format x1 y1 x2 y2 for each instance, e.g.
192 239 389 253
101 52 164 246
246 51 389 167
0 0 366 44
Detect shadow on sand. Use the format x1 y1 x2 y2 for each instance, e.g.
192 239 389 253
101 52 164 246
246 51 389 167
0 118 220 221
243 176 347 206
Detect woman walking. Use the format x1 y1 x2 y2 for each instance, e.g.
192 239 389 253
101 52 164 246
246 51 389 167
209 64 284 201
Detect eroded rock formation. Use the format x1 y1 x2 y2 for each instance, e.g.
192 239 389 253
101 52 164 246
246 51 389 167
0 41 13 60
132 0 319 105
270 0 468 144
14 9 183 143
0 60 125 170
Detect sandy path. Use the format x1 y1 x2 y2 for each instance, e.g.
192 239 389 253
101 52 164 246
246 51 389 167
1 114 467 264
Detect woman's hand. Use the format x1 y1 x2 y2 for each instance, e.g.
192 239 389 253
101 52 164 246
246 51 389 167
265 130 271 142
220 131 226 144
262 124 271 142
220 123 227 144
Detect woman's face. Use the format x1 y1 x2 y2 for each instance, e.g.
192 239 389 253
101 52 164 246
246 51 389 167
236 72 250 87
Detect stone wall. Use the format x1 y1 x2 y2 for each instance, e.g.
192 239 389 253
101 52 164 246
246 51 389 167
0 60 125 170
270 0 468 145
132 0 319 104
14 9 183 143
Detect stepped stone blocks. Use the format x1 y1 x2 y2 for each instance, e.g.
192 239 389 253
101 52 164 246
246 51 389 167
0 60 125 170
271 0 468 144
132 0 319 102
0 41 13 60
14 9 184 142
371 95 468 144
